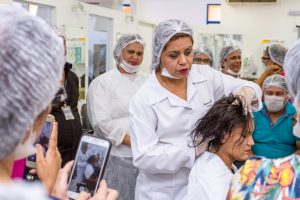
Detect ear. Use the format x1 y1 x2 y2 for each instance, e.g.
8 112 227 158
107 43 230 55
221 132 231 144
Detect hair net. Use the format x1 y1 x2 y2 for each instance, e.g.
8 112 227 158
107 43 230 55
0 6 64 160
262 74 288 93
113 34 145 64
152 19 193 69
268 43 287 67
284 39 300 104
194 47 214 64
220 45 241 61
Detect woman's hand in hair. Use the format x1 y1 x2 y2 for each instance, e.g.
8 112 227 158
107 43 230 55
36 122 62 194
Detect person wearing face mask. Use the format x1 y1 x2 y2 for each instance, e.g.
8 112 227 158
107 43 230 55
251 74 300 159
227 38 300 200
87 34 148 200
220 45 242 78
129 19 263 200
256 43 287 88
193 47 214 67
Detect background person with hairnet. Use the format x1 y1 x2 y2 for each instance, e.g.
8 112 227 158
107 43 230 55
227 39 300 200
220 45 242 78
87 34 148 200
256 43 287 88
193 47 214 67
129 19 262 200
0 6 118 200
251 74 300 159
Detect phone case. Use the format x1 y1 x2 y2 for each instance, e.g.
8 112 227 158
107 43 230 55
67 133 112 198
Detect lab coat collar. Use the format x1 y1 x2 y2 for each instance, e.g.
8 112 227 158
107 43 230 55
148 69 207 106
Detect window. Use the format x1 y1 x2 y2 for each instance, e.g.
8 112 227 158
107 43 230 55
12 1 53 25
207 4 221 24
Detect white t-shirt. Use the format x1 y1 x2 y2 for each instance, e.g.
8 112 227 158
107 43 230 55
184 151 235 200
0 181 49 200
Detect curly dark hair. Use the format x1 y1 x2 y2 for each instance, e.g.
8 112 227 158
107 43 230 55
191 94 253 153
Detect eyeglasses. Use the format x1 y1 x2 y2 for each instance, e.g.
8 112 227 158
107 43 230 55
193 58 212 65
261 57 270 62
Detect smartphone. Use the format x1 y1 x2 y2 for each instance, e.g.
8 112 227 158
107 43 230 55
25 115 55 169
67 135 111 199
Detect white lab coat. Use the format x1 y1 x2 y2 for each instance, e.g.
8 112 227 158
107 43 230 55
184 151 237 200
129 64 262 200
87 68 149 157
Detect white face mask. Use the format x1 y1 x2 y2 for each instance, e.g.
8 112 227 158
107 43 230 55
119 59 140 74
226 68 240 77
264 95 286 112
13 129 37 160
161 67 180 80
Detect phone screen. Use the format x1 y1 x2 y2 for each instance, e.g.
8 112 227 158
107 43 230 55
27 121 52 164
68 136 111 198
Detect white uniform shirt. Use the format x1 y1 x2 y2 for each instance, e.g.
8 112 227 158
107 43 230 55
184 151 236 200
87 68 149 157
129 65 261 200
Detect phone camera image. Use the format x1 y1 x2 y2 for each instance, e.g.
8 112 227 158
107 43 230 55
68 141 108 194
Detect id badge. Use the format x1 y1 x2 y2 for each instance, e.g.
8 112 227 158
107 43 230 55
62 104 75 120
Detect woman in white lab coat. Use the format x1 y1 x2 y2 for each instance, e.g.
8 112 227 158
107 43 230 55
184 95 254 200
129 19 262 200
87 34 148 200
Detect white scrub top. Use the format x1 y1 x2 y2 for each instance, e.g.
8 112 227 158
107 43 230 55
129 65 261 200
87 68 148 157
184 151 237 200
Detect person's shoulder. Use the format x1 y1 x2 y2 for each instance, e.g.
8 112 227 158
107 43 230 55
192 152 227 175
131 73 157 104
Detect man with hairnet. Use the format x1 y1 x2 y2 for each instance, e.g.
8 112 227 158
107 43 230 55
228 40 300 199
87 34 148 200
251 74 300 159
256 43 287 87
193 47 214 67
220 45 242 78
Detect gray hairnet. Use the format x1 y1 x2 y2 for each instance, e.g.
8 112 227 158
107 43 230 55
152 19 193 69
0 6 64 160
284 39 300 104
262 74 288 93
220 45 240 61
268 43 287 67
194 47 214 64
113 34 145 64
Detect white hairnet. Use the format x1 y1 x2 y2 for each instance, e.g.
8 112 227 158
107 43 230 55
0 6 64 160
284 39 300 104
113 34 145 64
152 19 193 69
262 74 288 93
220 45 241 61
268 43 287 67
194 47 214 64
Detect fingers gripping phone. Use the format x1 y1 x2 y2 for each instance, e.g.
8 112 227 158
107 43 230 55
67 135 111 199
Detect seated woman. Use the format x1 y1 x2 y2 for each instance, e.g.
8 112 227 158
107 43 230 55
184 95 254 200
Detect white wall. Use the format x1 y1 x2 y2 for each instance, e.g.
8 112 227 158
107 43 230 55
138 0 300 77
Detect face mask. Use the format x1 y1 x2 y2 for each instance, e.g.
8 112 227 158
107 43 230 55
13 129 37 160
264 95 286 112
119 59 140 74
161 67 180 80
226 68 240 77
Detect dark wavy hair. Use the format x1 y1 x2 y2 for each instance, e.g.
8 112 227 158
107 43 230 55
191 94 253 153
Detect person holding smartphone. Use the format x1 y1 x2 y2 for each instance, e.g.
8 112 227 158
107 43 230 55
0 6 117 200
87 34 149 200
129 19 262 200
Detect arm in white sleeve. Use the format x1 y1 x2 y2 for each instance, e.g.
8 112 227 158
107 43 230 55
86 78 127 146
198 65 262 108
129 95 195 174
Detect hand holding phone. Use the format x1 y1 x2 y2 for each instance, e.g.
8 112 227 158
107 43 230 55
67 135 111 199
